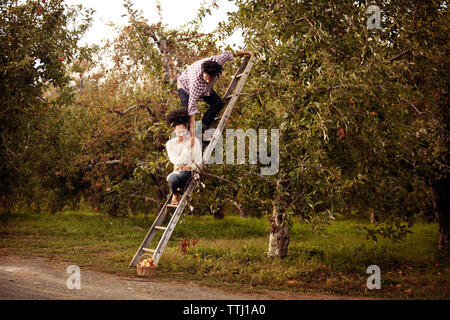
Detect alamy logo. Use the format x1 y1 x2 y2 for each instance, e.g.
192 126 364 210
203 128 279 175
366 265 381 289
66 265 81 290
366 5 382 30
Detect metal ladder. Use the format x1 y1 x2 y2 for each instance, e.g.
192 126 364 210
129 54 257 267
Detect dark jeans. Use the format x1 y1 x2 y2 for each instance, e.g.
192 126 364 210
167 170 192 194
178 88 224 129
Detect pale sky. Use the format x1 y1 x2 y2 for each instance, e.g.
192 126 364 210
65 0 244 49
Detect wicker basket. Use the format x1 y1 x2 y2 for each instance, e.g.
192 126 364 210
136 254 157 276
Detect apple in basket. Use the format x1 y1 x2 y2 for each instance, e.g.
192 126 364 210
140 258 154 267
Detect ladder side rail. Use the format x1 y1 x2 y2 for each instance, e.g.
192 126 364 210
203 55 256 162
152 178 198 265
223 56 250 99
129 194 172 266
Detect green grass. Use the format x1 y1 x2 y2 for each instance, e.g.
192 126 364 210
0 210 449 299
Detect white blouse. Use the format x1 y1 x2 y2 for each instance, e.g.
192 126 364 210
165 137 203 179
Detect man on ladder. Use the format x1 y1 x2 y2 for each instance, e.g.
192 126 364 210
177 50 252 147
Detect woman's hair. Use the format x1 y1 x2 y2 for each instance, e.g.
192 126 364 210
166 108 189 128
201 60 223 77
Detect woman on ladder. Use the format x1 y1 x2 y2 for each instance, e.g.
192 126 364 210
165 109 203 205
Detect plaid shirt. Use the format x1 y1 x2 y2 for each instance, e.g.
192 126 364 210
177 51 234 116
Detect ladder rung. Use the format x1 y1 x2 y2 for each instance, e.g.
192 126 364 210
236 72 246 78
166 203 178 208
143 248 156 253
154 226 167 231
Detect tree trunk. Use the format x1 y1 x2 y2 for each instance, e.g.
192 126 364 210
428 176 450 255
159 39 170 81
267 191 289 258
237 203 246 219
370 210 378 224
213 202 225 219
227 198 246 218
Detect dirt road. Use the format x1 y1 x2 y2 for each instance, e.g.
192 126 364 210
0 255 369 300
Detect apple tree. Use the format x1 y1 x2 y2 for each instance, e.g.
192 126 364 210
0 0 95 213
217 0 449 256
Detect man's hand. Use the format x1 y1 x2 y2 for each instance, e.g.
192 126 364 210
235 50 253 57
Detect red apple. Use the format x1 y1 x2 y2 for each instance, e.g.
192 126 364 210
348 99 354 105
59 57 64 62
337 126 347 139
11 37 15 41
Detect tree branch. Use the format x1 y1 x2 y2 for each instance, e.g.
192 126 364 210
294 163 324 171
239 90 266 98
202 171 236 185
411 2 419 30
388 49 411 62
87 159 122 168
129 194 162 209
91 100 158 147
401 98 424 115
